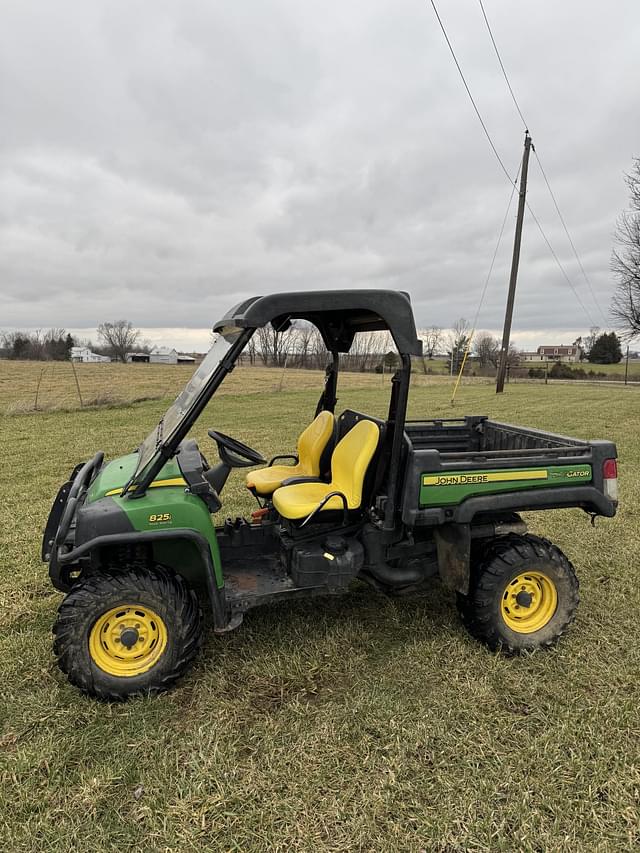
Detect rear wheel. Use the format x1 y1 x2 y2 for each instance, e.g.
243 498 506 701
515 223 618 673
54 566 202 700
457 534 579 654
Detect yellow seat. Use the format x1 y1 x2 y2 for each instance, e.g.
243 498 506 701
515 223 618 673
273 419 380 520
246 410 335 496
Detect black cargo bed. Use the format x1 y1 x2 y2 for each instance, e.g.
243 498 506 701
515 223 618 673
405 416 589 458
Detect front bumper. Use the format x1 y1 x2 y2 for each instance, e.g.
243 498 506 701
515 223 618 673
42 452 104 590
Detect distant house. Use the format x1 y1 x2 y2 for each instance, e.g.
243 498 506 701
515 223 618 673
126 352 150 363
70 346 111 363
521 345 583 363
149 347 178 364
148 347 195 365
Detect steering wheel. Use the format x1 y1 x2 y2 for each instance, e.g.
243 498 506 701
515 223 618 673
207 430 266 469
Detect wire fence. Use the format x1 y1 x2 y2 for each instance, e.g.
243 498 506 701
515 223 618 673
0 361 190 414
0 360 403 415
1 358 638 416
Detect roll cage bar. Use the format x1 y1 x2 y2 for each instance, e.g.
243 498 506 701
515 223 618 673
213 289 422 356
132 290 422 531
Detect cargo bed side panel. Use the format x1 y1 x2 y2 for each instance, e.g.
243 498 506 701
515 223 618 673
401 418 617 527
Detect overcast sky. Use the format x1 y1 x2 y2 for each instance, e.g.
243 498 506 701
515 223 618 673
1 0 638 351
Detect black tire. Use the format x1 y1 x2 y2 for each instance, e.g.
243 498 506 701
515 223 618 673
53 566 203 700
457 533 579 654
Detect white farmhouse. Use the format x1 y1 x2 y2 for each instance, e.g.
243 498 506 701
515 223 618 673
70 346 111 363
521 345 584 364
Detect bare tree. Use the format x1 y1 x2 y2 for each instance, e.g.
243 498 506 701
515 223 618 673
572 336 585 360
255 324 291 367
344 331 391 372
584 326 601 359
1 330 31 359
420 326 443 359
447 318 472 349
505 345 521 367
308 326 328 369
611 157 640 339
446 318 472 373
417 326 443 373
27 329 46 360
291 321 315 367
245 336 257 366
474 332 500 368
0 328 73 360
97 320 141 363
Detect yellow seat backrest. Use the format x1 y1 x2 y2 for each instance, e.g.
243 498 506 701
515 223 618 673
297 410 335 476
330 419 380 507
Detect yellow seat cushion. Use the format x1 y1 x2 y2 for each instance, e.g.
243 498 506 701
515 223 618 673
245 410 334 496
273 419 380 520
247 463 308 496
272 482 341 519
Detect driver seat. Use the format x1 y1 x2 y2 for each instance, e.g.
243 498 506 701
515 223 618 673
272 419 380 521
246 410 335 497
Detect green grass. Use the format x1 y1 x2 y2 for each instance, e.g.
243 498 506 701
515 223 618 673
1 377 639 851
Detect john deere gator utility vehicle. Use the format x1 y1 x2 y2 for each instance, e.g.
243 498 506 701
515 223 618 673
43 291 619 699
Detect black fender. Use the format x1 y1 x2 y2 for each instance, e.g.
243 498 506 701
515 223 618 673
55 529 230 631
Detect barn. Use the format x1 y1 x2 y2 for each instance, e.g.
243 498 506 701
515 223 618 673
149 347 179 364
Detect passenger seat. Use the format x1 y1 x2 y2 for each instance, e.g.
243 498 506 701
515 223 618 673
246 410 335 497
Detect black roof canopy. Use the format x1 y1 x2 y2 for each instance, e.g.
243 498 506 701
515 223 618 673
213 289 423 355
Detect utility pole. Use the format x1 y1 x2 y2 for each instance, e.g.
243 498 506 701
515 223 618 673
624 345 630 385
496 131 532 393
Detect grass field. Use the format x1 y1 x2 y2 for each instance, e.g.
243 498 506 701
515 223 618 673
0 360 407 414
1 368 639 851
3 358 638 416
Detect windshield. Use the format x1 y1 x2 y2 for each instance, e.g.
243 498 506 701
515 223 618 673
131 326 244 481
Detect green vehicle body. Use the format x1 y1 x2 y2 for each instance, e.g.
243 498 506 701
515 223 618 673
419 463 593 507
85 455 224 588
42 290 619 645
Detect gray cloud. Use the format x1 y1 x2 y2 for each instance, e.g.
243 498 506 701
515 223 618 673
1 0 638 342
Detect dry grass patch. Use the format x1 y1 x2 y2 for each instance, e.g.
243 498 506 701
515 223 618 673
0 360 437 414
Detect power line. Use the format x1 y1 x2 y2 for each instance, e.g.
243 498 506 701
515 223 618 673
470 165 520 331
475 0 607 327
450 166 519 405
429 0 600 330
428 0 515 187
525 201 597 327
477 0 528 130
532 150 609 325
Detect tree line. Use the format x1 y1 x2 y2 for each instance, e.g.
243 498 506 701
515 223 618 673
0 321 144 362
241 323 399 372
0 329 75 361
2 318 625 370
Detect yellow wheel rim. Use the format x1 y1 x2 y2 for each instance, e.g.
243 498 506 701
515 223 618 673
89 605 168 677
501 571 558 634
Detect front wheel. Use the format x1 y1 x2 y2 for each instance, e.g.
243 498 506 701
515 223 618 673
54 566 203 700
457 534 579 654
